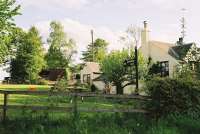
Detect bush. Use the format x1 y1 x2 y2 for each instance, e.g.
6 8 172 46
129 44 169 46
145 77 200 118
91 84 98 92
37 78 49 85
53 77 68 92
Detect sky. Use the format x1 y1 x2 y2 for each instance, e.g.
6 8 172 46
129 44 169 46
15 0 200 51
1 0 200 80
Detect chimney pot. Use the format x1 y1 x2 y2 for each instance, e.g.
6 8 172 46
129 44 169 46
144 21 147 29
178 37 183 45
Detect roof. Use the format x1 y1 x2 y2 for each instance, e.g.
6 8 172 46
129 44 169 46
83 62 100 73
40 69 66 81
150 41 174 53
168 43 194 60
149 40 196 61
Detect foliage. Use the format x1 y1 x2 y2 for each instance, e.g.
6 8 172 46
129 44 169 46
145 77 200 118
1 111 200 134
146 58 162 80
45 21 76 69
91 84 98 92
179 44 200 80
37 78 49 85
120 26 141 51
174 64 194 81
53 77 69 92
100 50 148 94
0 0 20 34
82 38 108 62
10 27 45 84
148 62 161 76
100 50 129 94
184 44 200 62
0 0 21 64
70 64 83 74
0 35 11 63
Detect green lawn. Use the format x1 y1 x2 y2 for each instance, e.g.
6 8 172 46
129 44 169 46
0 84 51 90
0 85 199 134
0 84 140 109
0 84 138 111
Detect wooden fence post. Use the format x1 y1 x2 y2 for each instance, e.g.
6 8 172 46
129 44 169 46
73 92 79 134
73 92 78 119
3 93 8 123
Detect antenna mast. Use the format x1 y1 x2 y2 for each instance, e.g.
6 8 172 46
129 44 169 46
91 30 94 62
181 8 187 41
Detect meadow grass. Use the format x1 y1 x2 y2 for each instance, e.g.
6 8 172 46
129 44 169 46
0 110 200 134
0 84 51 90
0 85 199 134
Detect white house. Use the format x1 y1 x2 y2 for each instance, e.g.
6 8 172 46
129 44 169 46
80 62 136 94
80 21 200 94
140 21 200 77
80 62 105 91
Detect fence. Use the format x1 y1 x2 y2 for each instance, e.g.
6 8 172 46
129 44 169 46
0 89 150 123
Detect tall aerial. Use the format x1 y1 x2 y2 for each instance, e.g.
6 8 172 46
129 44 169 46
181 8 187 41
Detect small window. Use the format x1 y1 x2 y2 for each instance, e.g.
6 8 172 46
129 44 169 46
189 61 200 71
160 61 169 77
83 74 91 84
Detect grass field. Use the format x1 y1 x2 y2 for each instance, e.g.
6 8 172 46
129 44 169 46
0 84 138 112
1 110 200 134
0 85 199 134
0 84 51 90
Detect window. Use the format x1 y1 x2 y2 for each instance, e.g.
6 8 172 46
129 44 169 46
160 61 169 77
83 74 91 84
188 61 200 72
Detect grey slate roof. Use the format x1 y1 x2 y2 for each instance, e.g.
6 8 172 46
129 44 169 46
168 43 194 60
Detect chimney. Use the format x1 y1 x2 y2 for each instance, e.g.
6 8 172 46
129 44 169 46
141 21 150 58
178 37 183 45
144 21 148 29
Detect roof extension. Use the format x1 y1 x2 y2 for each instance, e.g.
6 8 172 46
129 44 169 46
168 43 195 60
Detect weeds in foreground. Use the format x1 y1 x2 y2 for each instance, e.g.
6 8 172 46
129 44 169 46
0 111 200 134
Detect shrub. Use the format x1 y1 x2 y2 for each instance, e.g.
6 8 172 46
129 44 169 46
145 77 200 118
91 84 98 92
37 78 49 85
53 77 68 92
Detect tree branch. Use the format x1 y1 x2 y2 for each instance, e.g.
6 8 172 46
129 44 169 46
122 81 136 89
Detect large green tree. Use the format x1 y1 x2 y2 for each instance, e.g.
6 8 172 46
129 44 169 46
45 21 76 69
10 27 45 84
0 0 20 64
82 38 108 62
100 50 147 94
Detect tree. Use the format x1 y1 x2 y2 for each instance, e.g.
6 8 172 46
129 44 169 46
175 45 200 80
45 21 76 69
100 50 147 94
120 26 141 54
0 0 20 64
82 38 108 62
10 27 45 84
100 50 130 94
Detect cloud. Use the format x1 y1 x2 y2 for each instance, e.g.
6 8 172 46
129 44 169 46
34 18 124 62
17 0 89 10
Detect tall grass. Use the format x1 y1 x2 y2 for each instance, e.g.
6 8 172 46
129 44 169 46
1 110 200 134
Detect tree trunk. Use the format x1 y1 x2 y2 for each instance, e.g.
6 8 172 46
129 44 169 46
116 83 123 94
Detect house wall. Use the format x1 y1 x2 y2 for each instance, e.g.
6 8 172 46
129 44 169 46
149 44 179 77
140 21 179 77
93 81 142 95
80 67 93 84
80 62 100 84
93 81 105 91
